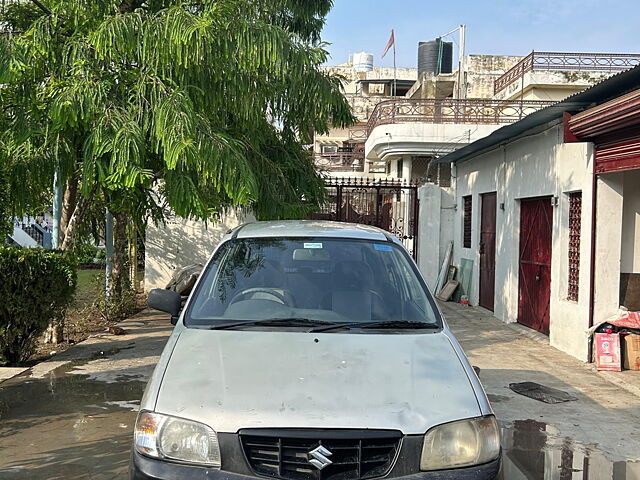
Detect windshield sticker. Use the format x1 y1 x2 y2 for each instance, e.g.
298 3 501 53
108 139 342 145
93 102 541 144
303 242 323 249
374 244 393 252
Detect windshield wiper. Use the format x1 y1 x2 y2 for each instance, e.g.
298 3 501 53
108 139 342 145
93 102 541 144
311 320 440 333
209 317 338 330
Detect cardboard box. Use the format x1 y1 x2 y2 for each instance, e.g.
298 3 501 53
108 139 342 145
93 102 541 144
595 333 622 371
622 334 640 371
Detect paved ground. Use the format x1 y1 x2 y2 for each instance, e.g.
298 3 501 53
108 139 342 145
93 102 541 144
1 305 639 479
441 301 640 479
0 310 173 480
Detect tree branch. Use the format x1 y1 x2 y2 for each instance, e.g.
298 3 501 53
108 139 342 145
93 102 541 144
29 0 51 15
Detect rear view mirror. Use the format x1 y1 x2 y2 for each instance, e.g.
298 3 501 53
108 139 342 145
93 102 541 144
148 289 182 324
293 248 330 261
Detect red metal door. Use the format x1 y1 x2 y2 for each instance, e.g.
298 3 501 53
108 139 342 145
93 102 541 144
479 192 497 311
518 197 553 335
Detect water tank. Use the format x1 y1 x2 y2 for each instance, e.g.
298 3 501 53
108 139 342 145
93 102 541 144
418 39 453 75
352 52 374 72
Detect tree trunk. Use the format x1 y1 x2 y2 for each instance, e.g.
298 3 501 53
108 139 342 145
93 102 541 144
129 226 138 291
59 173 78 244
60 188 95 251
111 211 130 300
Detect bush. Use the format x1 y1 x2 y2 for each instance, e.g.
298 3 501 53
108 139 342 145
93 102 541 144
0 248 77 365
72 243 105 265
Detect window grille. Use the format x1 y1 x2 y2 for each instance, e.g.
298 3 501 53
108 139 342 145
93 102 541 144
568 192 582 301
463 196 472 248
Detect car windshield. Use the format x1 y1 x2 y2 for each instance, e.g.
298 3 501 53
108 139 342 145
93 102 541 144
185 237 439 328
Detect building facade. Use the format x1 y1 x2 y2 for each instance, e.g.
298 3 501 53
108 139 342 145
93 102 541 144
436 66 640 361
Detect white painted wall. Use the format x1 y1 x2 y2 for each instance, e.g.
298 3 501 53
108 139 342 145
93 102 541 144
144 210 254 290
593 173 624 326
621 170 640 273
9 224 40 248
365 123 499 162
416 184 455 292
452 123 595 361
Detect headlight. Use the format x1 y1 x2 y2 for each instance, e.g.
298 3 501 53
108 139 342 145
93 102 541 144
420 416 500 471
134 411 221 467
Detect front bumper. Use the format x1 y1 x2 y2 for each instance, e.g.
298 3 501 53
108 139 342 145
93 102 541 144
130 434 501 480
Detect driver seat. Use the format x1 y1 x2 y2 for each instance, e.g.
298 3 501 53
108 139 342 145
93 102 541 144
323 261 376 321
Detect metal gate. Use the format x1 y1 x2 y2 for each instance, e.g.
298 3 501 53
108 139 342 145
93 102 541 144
309 177 419 259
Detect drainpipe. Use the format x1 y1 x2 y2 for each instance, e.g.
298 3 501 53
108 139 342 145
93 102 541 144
587 168 598 362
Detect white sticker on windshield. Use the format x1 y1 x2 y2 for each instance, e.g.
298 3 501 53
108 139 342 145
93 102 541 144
303 242 323 249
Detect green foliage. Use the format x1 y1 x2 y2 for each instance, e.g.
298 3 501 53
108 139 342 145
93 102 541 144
0 248 77 365
0 166 11 239
0 2 44 32
0 0 354 227
72 243 105 265
91 272 137 322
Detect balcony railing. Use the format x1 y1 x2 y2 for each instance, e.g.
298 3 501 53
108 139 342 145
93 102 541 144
494 51 640 94
348 125 368 141
366 98 554 136
314 152 365 172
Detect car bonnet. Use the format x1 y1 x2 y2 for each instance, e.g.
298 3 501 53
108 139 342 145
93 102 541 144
153 328 482 434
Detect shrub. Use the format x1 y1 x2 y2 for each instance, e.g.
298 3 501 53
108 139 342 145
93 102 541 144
72 243 105 265
0 248 77 365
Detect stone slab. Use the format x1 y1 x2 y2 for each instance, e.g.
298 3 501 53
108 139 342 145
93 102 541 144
0 367 28 383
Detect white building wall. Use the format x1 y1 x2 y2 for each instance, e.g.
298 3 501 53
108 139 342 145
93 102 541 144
621 170 640 274
594 173 625 325
416 184 455 292
144 210 254 290
452 123 595 361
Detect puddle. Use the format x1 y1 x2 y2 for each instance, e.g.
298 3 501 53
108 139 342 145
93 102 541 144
0 365 145 479
499 419 640 479
0 361 145 421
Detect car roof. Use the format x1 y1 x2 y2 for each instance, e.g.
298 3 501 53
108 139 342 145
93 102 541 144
233 220 395 242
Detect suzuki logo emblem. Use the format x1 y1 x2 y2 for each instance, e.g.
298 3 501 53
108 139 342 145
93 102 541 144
308 445 333 470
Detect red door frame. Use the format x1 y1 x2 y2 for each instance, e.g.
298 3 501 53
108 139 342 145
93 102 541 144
479 192 497 311
518 197 553 335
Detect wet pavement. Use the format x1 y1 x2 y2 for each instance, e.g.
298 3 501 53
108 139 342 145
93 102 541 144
440 302 640 479
2 306 640 479
0 310 172 479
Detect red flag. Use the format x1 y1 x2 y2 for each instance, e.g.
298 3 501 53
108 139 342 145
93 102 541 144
381 29 395 59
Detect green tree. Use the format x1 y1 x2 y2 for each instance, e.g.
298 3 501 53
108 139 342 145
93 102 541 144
0 0 354 302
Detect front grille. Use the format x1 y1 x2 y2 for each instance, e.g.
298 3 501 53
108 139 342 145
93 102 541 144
240 430 401 480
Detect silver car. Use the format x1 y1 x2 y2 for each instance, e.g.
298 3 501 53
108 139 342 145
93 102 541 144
131 221 501 480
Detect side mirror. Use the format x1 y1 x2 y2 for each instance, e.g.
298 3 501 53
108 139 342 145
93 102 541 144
148 289 182 325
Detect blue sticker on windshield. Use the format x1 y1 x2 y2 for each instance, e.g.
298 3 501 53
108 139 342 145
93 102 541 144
374 244 393 252
304 242 323 249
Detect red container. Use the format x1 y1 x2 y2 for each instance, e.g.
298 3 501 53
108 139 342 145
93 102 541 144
595 333 622 371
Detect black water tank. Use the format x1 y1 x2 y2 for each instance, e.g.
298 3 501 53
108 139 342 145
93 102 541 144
418 38 453 75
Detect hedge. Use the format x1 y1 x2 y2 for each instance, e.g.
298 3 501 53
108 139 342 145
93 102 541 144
0 248 77 365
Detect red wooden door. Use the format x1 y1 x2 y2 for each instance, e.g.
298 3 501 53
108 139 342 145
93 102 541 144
518 197 553 335
479 192 497 311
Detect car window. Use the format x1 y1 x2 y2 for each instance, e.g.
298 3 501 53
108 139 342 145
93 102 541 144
186 237 439 327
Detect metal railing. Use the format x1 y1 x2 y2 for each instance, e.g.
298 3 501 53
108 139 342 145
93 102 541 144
366 98 554 136
494 51 640 94
314 152 365 172
348 125 368 141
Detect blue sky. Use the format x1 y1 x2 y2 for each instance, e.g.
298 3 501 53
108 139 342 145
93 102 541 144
322 0 640 68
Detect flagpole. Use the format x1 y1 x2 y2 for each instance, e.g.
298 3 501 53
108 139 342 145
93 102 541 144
393 38 397 96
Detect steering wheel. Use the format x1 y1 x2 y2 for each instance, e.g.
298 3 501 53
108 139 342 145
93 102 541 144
229 288 293 306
